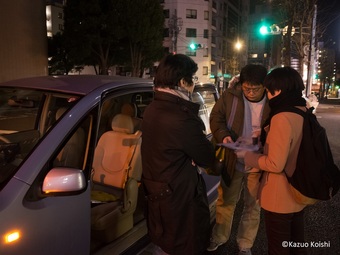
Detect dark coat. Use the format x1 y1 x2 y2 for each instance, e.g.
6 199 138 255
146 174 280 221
141 91 214 255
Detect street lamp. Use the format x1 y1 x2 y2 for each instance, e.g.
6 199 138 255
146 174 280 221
235 41 242 51
232 40 243 75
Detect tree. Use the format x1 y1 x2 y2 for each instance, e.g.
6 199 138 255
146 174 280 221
270 0 317 72
290 0 316 75
63 0 125 75
62 0 165 76
120 0 165 77
48 32 82 75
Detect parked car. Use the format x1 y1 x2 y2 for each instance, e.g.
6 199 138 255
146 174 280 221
0 75 220 255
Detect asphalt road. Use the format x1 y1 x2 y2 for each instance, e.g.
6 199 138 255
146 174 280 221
204 100 340 255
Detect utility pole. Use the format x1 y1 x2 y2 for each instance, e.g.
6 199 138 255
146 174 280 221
168 11 183 54
306 5 317 97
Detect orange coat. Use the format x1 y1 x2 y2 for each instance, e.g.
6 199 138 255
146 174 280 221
245 110 306 213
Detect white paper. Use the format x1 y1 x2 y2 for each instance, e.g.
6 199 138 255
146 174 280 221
217 137 259 151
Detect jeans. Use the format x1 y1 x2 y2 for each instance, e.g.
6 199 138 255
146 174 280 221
263 209 308 255
211 170 261 250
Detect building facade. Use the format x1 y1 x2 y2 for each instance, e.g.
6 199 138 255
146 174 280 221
161 0 249 85
46 0 65 37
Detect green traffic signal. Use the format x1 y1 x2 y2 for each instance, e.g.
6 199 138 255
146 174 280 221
189 43 202 50
190 43 197 50
258 24 281 36
259 25 269 35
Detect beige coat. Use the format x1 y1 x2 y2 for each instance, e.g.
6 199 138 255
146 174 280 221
245 110 306 213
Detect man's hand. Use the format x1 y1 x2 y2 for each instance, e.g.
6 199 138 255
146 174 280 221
223 136 234 144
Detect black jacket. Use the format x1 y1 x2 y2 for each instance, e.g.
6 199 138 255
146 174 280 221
141 91 214 255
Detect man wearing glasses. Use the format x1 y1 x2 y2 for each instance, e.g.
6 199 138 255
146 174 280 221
208 64 270 255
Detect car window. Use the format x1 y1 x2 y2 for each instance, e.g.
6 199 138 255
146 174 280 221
97 91 152 138
0 88 42 132
41 94 80 134
0 88 81 187
51 114 92 170
0 89 43 187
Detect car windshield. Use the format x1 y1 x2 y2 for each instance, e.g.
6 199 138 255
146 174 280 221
0 87 79 185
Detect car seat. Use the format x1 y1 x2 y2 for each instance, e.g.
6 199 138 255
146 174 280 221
120 103 142 132
91 113 142 243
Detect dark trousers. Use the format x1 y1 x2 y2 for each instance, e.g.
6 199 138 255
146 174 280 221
263 209 308 255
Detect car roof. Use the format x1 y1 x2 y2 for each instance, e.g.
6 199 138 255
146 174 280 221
195 83 216 88
194 83 219 93
0 75 154 95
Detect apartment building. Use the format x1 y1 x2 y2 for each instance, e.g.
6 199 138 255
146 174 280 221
46 0 65 37
161 0 249 84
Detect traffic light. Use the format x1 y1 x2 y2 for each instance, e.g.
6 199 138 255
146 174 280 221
258 24 281 36
259 25 269 35
189 43 202 50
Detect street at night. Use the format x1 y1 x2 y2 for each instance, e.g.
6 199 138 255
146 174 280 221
1 1 340 254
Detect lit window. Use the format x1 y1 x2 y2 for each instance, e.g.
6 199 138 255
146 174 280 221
204 11 209 20
203 66 208 75
186 9 197 19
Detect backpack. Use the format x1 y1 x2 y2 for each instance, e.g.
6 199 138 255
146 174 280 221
283 106 340 205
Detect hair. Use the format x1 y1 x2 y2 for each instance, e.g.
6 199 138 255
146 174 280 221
239 64 267 86
153 54 198 89
264 66 305 95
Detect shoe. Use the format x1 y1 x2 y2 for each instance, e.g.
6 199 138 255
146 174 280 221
238 248 252 255
206 238 225 251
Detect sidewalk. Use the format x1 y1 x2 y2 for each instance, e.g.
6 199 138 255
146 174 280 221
319 97 340 105
313 97 340 110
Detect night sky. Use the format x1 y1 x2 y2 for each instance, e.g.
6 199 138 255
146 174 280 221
318 0 340 54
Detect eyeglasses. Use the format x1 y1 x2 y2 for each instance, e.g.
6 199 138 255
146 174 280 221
242 86 263 93
192 76 198 84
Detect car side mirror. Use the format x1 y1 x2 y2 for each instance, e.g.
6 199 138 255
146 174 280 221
42 168 86 194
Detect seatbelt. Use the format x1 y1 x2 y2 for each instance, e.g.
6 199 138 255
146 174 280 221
122 130 142 212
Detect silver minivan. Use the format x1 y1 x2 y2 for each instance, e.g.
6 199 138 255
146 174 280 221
0 75 220 255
